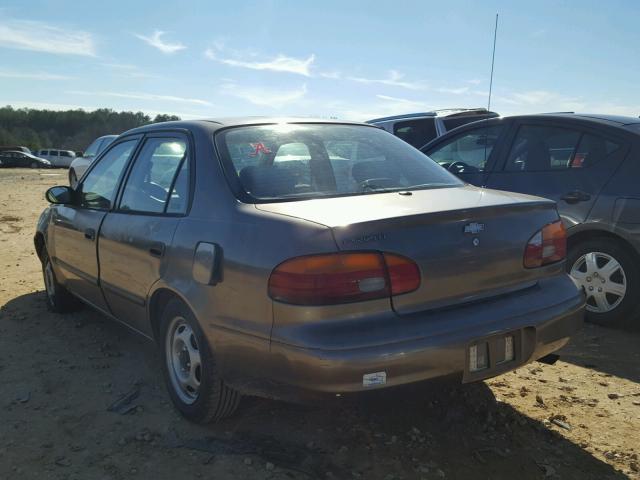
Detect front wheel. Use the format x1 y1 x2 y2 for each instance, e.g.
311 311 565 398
567 238 640 328
69 169 78 188
42 252 81 313
159 299 241 423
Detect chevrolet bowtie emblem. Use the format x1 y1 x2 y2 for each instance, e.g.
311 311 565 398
464 222 485 234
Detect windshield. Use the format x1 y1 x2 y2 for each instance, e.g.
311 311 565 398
216 123 462 202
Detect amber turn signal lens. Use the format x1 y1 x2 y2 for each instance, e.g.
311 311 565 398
524 220 567 268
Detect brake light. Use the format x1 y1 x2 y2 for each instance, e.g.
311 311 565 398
523 220 567 268
268 252 420 305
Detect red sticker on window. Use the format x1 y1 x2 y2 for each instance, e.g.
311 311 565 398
249 143 272 157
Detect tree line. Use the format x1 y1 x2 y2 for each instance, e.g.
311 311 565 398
0 106 180 153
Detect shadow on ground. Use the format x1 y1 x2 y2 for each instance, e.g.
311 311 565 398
559 321 640 384
0 291 628 479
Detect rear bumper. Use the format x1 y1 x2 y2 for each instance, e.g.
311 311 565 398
216 274 584 401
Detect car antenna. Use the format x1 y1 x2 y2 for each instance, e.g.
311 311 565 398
483 13 499 171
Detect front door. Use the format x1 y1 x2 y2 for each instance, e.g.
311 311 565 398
49 139 139 311
425 123 508 187
486 122 629 227
99 134 191 335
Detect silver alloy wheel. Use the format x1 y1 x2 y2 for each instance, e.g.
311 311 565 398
44 260 56 303
165 316 202 404
570 251 627 314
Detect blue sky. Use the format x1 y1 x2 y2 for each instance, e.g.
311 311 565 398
0 0 639 120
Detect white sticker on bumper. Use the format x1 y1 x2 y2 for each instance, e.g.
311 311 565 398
363 371 387 387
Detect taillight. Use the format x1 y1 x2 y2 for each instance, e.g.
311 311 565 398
523 220 567 268
268 252 420 305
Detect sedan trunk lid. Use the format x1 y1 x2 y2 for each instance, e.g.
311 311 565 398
257 185 561 314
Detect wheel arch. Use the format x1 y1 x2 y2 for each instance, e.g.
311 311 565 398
34 231 46 263
147 287 193 343
567 227 640 264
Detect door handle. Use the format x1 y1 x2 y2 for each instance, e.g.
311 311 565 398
561 191 591 204
84 228 96 240
149 242 166 258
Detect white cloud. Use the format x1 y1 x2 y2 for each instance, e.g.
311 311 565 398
319 71 342 79
221 82 307 108
68 90 213 107
437 86 470 95
0 70 73 80
0 19 95 56
347 70 427 90
134 30 186 54
467 79 483 85
205 47 315 76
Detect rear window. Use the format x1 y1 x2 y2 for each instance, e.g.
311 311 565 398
216 124 461 202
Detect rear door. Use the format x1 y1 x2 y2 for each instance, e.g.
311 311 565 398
486 120 629 227
49 138 139 310
98 133 191 335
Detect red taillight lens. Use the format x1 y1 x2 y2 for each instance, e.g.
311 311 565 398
523 220 567 268
268 252 420 305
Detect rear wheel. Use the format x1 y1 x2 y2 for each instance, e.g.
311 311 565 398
159 299 240 423
567 238 639 328
42 250 81 313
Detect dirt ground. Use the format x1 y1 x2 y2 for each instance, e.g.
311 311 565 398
1 168 639 480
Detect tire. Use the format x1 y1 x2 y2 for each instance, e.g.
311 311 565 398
159 299 241 423
42 250 81 313
69 169 78 188
567 238 640 328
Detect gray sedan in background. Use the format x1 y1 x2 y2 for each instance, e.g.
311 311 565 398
35 118 584 422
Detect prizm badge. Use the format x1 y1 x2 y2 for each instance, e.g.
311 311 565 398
464 222 485 235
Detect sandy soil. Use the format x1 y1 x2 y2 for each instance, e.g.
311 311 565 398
0 168 639 480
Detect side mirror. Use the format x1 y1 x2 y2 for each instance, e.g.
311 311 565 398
46 185 73 204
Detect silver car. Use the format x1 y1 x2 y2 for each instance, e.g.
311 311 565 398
35 118 584 423
68 135 117 187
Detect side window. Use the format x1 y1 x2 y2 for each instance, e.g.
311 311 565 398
428 125 504 172
571 134 620 168
80 140 137 210
50 151 59 157
119 138 187 214
393 119 438 148
41 150 48 156
506 125 580 171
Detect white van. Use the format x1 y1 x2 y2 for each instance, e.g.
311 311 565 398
37 149 76 168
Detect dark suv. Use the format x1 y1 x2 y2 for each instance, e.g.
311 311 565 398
367 108 499 149
422 113 640 327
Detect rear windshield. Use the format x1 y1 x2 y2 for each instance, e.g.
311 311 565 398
216 123 461 202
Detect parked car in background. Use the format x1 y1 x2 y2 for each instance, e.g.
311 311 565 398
0 150 51 168
37 149 76 168
422 113 640 328
0 145 32 154
69 135 118 187
366 108 499 149
35 118 583 422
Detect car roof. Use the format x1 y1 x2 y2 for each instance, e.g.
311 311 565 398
123 117 374 136
366 109 497 124
503 112 640 126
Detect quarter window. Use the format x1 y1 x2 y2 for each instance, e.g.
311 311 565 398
393 119 438 148
119 138 188 214
80 140 137 210
428 125 504 172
